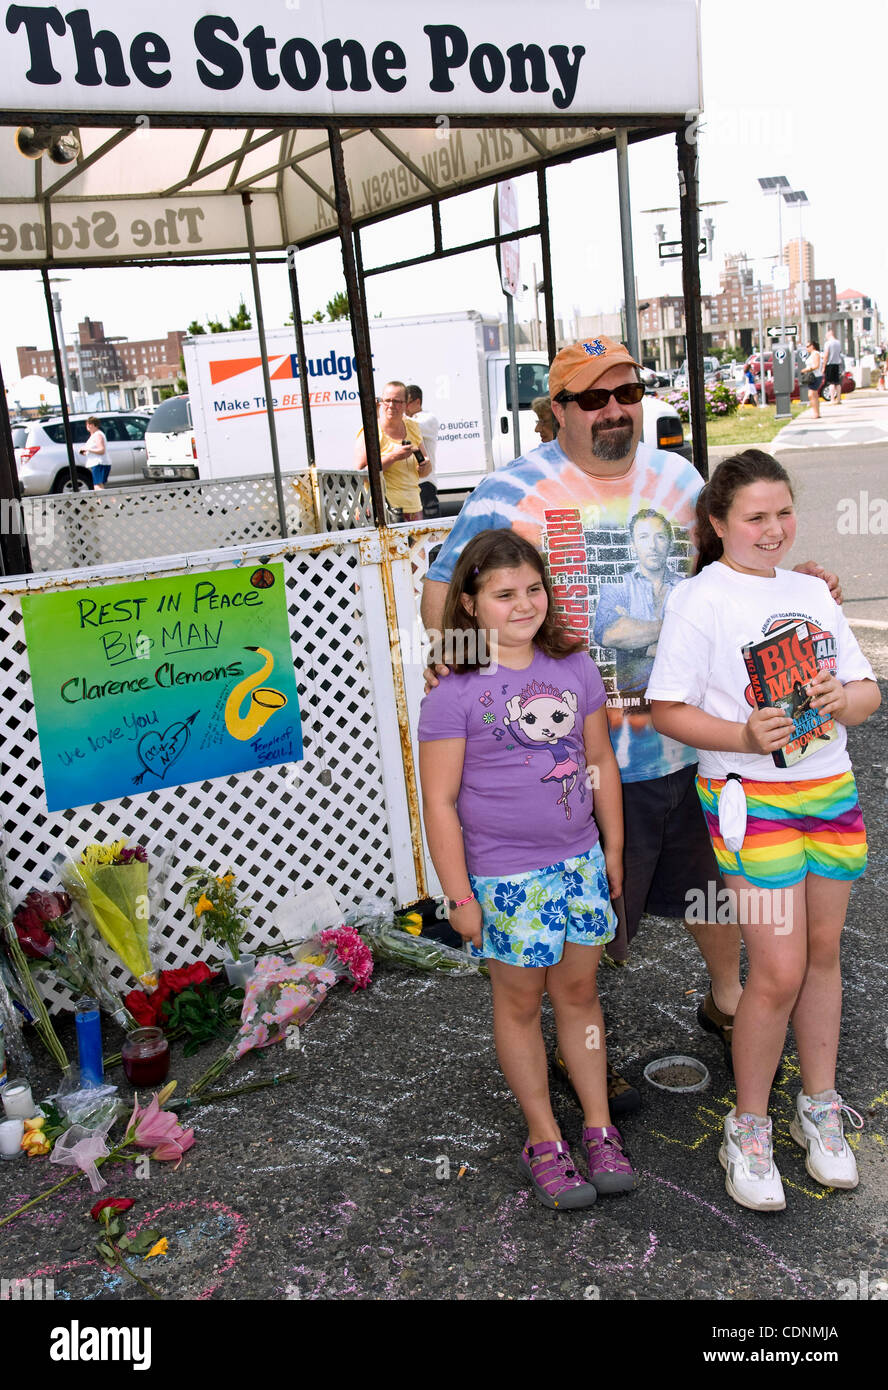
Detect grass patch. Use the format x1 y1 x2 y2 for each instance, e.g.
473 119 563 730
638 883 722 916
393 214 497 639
702 402 808 445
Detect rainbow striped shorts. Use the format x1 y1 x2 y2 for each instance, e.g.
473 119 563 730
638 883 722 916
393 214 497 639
696 770 867 889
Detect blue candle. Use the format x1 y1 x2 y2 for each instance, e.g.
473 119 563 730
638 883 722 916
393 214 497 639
75 998 104 1088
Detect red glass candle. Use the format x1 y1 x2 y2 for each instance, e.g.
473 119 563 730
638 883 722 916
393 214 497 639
121 1028 170 1087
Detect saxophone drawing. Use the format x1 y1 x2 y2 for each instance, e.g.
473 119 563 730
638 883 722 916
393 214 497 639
224 646 288 741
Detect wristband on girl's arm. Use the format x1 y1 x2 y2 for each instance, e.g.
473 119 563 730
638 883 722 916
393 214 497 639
447 893 475 910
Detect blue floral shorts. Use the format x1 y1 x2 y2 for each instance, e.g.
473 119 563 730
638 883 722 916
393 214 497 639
467 842 617 968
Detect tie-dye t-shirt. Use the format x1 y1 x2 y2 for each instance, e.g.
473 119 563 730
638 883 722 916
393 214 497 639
426 441 704 783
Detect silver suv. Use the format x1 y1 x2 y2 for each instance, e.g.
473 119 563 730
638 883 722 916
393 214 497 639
17 412 150 495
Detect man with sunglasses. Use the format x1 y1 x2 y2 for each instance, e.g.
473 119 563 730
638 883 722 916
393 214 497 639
355 379 430 521
421 336 839 1111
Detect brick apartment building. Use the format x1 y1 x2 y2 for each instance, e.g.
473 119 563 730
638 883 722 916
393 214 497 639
638 242 878 371
16 318 186 407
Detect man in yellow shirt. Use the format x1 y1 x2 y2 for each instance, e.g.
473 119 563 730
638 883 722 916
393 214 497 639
354 380 430 520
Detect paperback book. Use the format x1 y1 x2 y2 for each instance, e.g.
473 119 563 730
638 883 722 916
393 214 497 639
741 619 838 768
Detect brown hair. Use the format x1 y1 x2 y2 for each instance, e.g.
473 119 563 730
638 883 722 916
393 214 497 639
440 529 584 671
694 449 794 573
86 416 100 427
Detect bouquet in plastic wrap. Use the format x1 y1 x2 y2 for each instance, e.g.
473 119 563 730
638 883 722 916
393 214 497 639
9 888 134 1030
292 925 374 991
188 954 338 1096
61 841 158 991
345 900 486 976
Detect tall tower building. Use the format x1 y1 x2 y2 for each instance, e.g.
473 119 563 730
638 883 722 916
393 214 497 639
783 240 815 285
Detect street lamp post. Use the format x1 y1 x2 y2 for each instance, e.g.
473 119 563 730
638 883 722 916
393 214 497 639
783 190 810 350
758 176 790 348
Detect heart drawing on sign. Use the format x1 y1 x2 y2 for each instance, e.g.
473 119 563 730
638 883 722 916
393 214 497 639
133 711 198 785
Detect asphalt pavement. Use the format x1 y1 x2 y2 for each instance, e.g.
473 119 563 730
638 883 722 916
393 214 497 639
1 442 885 1346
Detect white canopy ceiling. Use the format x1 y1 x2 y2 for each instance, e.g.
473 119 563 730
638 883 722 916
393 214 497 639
0 0 702 266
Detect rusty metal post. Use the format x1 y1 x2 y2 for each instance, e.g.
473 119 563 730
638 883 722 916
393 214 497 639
242 193 289 536
537 166 558 363
0 356 31 575
677 123 708 479
286 251 322 531
328 127 386 526
40 269 80 491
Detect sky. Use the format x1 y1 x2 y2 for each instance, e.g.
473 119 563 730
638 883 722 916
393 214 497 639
4 0 888 392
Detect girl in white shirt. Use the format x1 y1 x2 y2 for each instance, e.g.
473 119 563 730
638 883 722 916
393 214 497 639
647 449 880 1213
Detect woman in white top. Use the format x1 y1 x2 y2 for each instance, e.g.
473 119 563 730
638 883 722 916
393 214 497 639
79 417 109 488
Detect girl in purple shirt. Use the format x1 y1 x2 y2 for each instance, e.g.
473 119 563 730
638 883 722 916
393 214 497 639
418 530 635 1210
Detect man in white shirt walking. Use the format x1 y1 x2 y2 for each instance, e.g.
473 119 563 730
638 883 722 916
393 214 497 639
822 329 844 405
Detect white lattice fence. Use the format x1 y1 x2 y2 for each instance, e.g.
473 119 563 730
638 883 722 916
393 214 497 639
22 469 381 574
0 528 435 1015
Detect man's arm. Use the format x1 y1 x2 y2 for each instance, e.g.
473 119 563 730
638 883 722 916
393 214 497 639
602 614 662 651
421 577 448 633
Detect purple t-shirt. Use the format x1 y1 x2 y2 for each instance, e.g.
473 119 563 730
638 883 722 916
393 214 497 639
418 649 607 876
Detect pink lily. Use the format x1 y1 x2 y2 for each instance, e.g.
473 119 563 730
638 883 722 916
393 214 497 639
125 1094 195 1163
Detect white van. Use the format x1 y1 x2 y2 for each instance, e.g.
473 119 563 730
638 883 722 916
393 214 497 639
144 395 198 480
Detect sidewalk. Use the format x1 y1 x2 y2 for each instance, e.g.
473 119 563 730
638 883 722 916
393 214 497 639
771 388 888 454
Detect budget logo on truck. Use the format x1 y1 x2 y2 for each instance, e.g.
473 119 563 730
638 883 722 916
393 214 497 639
207 349 361 419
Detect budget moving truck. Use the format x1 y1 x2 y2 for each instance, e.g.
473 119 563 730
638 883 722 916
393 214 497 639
146 311 686 497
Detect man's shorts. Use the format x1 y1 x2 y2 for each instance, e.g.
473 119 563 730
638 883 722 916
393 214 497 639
824 363 842 386
696 770 867 889
621 762 723 942
467 842 616 968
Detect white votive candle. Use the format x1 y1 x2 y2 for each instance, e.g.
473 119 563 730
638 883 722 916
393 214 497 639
0 1117 24 1157
2 1079 34 1118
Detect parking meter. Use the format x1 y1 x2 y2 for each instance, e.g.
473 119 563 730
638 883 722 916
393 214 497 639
772 346 793 419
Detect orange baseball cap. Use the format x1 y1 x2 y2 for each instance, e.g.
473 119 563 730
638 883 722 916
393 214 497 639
549 336 642 398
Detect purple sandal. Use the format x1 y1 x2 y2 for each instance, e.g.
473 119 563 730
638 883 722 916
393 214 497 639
519 1140 598 1210
582 1126 638 1195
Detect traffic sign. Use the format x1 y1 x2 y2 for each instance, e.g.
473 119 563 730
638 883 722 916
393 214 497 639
658 238 708 260
767 325 798 339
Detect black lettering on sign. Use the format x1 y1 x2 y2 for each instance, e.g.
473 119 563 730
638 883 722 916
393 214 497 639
194 14 243 90
6 4 66 84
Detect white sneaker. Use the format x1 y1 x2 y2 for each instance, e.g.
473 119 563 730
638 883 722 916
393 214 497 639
790 1090 862 1189
719 1109 786 1212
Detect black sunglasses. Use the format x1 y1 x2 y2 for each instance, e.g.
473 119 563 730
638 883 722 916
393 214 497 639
556 382 645 410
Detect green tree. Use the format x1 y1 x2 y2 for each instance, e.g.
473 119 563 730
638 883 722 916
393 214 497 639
227 299 252 331
187 301 252 336
326 291 350 321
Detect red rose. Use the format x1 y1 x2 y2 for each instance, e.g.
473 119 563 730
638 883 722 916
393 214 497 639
124 989 162 1027
90 1197 135 1221
25 888 67 922
160 963 218 995
12 906 55 958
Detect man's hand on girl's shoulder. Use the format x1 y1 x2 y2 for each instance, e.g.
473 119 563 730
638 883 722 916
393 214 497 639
423 662 451 693
793 560 842 604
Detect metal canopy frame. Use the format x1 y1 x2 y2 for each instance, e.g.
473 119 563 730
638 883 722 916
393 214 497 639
0 110 707 575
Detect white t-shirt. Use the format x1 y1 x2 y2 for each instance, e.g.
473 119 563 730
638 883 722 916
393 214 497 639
645 562 875 781
83 429 107 457
410 408 439 480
